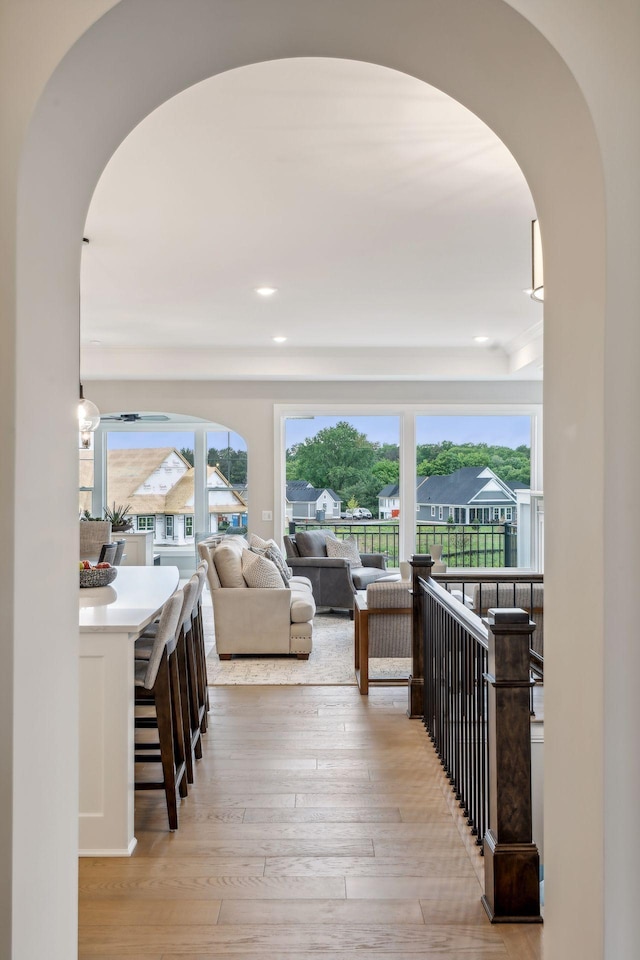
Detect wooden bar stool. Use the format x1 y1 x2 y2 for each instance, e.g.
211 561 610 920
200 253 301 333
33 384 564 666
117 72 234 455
192 560 210 733
133 591 186 830
179 574 204 778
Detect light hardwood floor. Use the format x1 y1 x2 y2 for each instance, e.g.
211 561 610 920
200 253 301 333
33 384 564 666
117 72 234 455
78 684 543 959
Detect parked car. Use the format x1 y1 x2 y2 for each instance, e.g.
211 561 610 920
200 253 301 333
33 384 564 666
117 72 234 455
349 507 372 519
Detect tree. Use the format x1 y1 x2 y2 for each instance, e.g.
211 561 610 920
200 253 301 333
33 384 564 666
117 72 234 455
286 421 376 493
180 447 194 466
207 446 247 485
417 442 530 486
372 459 399 486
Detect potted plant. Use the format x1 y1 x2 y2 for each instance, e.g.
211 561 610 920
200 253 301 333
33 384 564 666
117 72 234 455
103 502 133 532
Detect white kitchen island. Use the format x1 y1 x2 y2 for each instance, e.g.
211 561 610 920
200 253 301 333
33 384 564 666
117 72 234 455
78 565 180 856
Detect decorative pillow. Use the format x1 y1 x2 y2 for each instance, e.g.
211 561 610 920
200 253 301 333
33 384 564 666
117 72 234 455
241 550 283 589
264 544 291 586
213 541 247 588
249 533 271 551
248 534 291 585
325 536 362 568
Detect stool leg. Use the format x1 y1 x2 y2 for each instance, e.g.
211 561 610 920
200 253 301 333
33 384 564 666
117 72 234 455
176 629 195 783
185 624 203 761
154 657 179 830
168 649 188 799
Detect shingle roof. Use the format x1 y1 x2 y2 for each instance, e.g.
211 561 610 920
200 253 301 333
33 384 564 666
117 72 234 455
286 481 340 503
417 467 516 505
378 484 400 498
84 448 246 517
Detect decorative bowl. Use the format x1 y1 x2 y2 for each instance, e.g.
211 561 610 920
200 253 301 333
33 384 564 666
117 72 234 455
79 566 118 588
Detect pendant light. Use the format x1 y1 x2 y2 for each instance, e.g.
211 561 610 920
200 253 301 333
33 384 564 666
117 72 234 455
78 237 100 448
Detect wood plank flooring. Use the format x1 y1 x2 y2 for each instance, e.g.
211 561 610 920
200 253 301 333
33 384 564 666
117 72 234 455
78 684 543 959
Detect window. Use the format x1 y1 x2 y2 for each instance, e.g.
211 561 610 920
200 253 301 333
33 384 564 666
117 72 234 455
137 516 155 531
506 507 513 521
438 506 443 520
79 444 94 517
165 516 174 538
431 506 436 517
493 508 500 521
185 516 193 537
207 428 249 533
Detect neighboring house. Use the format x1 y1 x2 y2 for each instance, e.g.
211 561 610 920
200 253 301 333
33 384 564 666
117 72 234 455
89 447 247 544
285 480 342 521
376 477 431 519
377 483 400 519
416 466 525 524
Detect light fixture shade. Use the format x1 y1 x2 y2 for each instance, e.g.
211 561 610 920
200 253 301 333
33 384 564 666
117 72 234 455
78 389 100 433
531 219 544 302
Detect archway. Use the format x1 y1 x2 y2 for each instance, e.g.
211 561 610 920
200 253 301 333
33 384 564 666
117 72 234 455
11 3 607 959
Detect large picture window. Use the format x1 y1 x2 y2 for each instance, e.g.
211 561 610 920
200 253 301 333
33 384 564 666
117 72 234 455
416 414 533 567
278 408 537 569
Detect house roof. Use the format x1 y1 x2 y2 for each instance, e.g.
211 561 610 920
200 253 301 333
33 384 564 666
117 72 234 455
417 466 517 506
286 481 340 503
83 448 246 517
378 484 400 498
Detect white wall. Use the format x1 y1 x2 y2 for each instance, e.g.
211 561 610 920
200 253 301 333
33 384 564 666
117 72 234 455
4 2 639 959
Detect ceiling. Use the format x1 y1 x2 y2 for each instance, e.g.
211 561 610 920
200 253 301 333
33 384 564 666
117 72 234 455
81 58 542 382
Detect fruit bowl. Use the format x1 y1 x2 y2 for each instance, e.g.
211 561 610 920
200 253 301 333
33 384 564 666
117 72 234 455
79 566 118 588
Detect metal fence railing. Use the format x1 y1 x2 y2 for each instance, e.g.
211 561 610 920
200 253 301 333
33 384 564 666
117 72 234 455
288 520 517 568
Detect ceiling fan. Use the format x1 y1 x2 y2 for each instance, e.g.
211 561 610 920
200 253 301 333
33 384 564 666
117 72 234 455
100 413 171 423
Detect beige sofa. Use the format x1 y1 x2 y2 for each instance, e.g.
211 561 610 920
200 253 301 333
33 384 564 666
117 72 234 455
197 536 315 659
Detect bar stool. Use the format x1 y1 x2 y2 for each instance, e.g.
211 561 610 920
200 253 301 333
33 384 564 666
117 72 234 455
98 542 117 564
133 591 186 830
135 576 204 780
192 560 210 733
177 574 203 782
113 539 126 565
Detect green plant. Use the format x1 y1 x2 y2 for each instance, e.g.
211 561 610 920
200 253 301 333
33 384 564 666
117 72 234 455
103 502 132 527
81 510 103 521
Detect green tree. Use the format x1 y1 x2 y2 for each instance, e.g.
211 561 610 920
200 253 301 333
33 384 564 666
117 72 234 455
417 442 530 486
286 421 376 493
371 459 399 486
180 447 194 466
207 447 247 484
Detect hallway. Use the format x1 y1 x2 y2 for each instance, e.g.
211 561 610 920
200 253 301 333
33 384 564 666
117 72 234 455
78 684 542 958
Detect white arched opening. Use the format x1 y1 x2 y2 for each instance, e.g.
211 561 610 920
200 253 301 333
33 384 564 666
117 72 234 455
8 3 614 959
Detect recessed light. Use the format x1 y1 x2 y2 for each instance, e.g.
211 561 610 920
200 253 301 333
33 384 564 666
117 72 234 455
272 336 287 343
89 339 102 346
474 336 489 343
255 286 278 297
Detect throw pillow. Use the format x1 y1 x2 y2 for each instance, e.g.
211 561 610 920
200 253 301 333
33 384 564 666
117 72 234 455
249 533 270 551
241 550 283 589
248 534 291 586
264 544 291 586
325 535 362 568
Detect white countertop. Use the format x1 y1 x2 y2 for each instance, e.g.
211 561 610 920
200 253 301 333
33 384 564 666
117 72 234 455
79 565 180 633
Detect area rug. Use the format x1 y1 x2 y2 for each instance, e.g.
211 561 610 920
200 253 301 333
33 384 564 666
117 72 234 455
203 600 411 686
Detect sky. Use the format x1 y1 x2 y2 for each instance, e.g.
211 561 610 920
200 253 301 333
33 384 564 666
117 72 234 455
285 415 531 449
104 416 530 451
106 429 246 450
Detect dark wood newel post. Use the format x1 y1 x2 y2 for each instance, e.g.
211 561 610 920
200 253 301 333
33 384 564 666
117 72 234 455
482 608 542 924
407 554 434 719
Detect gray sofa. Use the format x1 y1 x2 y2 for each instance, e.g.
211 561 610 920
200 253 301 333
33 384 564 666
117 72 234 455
283 529 390 614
